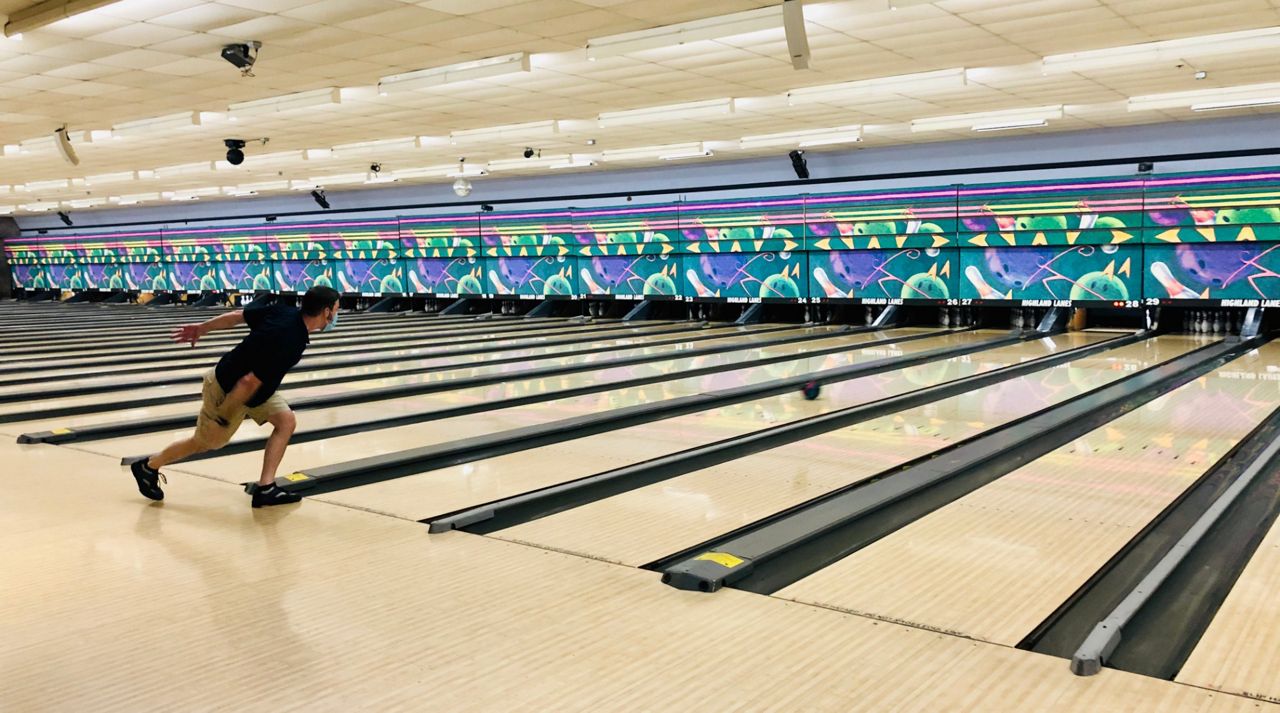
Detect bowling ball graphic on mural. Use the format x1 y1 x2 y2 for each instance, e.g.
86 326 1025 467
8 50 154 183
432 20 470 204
985 248 1050 290
699 254 750 289
1217 207 1280 240
760 273 800 299
607 232 640 244
1069 271 1128 301
916 222 944 234
1175 244 1246 289
1014 215 1068 231
456 274 483 294
643 272 677 296
1094 216 1128 229
852 221 897 235
829 251 882 286
543 274 572 296
902 273 948 299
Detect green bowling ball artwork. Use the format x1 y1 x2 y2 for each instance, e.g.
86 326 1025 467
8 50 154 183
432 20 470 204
915 222 944 234
760 272 800 299
1216 206 1280 240
1069 269 1128 300
1014 215 1069 231
1093 216 1127 229
902 271 949 300
456 273 484 295
852 221 898 235
543 273 573 296
643 270 678 296
104 266 125 291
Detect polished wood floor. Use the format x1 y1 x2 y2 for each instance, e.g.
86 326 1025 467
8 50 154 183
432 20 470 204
1 439 1267 711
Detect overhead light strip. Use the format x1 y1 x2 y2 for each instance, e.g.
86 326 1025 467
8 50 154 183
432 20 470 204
1043 26 1280 74
599 98 734 127
912 105 1063 132
586 6 780 60
228 87 342 117
378 52 531 94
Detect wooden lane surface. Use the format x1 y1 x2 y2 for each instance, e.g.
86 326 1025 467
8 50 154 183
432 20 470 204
57 325 921 463
0 325 841 435
493 336 1205 567
0 440 1255 711
1177 513 1280 703
138 328 936 486
0 324 807 420
312 332 1111 522
776 342 1280 647
0 319 693 378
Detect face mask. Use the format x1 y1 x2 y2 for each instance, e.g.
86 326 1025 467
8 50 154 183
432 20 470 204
322 310 338 332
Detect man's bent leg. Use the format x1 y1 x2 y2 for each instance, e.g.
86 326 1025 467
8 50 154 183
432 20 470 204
148 437 208 471
258 409 296 487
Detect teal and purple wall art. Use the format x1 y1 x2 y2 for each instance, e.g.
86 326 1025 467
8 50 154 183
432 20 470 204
960 245 1138 302
809 248 955 302
579 254 678 299
486 256 576 298
682 251 805 301
406 257 485 297
336 258 405 295
1144 243 1280 301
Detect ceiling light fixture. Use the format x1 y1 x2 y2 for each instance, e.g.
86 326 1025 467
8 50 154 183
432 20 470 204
586 7 781 60
972 119 1049 132
739 125 862 150
1127 82 1280 113
601 142 706 162
112 111 203 138
450 120 559 143
659 144 714 161
1042 27 1280 75
599 98 734 127
228 87 342 118
911 105 1063 132
787 68 966 105
378 52 531 93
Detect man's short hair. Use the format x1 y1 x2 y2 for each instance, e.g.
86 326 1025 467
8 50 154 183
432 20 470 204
300 285 340 316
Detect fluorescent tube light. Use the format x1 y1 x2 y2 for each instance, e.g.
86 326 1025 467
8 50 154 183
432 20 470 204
228 87 342 117
379 53 531 93
601 142 706 162
450 120 559 142
1043 27 1280 75
155 161 214 178
112 111 202 137
586 7 780 60
1192 97 1280 112
660 144 713 160
912 105 1062 132
85 171 135 185
1128 82 1280 112
972 119 1049 132
740 125 862 150
787 68 966 105
599 98 733 128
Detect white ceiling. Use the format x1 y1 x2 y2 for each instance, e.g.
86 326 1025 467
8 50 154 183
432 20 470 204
2 0 1280 214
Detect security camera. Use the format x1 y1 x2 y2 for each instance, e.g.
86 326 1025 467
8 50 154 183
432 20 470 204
523 147 535 159
453 178 473 197
221 41 261 76
224 138 247 165
370 162 382 173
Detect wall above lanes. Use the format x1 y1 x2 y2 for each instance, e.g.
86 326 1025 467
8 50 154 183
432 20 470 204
11 162 1280 309
13 114 1280 234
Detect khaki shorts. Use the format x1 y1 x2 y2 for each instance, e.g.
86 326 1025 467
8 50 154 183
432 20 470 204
194 369 289 449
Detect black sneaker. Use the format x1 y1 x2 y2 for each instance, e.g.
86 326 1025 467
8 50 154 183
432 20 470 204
130 459 166 501
252 484 302 508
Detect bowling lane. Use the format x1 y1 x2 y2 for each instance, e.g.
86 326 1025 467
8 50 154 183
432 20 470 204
493 335 1207 567
309 331 1110 521
1176 505 1280 698
773 341 1280 647
11 324 857 436
0 312 545 355
0 320 687 383
0 322 766 411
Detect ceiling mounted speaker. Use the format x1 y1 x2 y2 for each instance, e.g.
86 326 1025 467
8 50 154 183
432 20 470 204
55 126 79 166
783 0 810 70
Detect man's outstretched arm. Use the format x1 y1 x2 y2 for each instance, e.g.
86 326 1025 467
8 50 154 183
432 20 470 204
171 310 246 347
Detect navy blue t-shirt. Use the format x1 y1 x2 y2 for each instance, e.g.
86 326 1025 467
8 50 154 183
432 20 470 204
214 302 310 407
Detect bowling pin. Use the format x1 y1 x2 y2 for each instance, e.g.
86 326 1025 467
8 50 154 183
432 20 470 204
1012 308 1022 329
940 307 950 327
1213 311 1223 334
